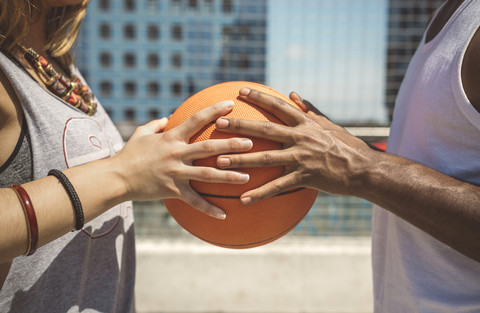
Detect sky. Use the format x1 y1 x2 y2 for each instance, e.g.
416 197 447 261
266 0 388 124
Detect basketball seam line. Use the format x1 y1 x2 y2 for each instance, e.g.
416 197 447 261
194 196 313 247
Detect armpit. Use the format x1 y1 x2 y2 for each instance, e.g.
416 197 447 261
461 25 480 114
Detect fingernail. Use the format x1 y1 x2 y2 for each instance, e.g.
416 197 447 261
216 118 229 129
239 88 251 97
220 100 235 109
215 210 227 220
217 157 231 167
241 139 253 149
292 91 302 102
240 196 252 205
237 173 250 182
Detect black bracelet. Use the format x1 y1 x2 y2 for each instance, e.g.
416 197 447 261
48 169 85 230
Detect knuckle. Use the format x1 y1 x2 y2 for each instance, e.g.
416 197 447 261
212 101 222 112
229 138 248 150
261 121 273 135
200 168 214 181
229 139 241 150
230 118 242 130
162 130 176 142
297 113 309 124
291 172 304 185
263 152 273 165
167 146 182 159
234 139 243 150
254 189 269 202
229 156 244 168
273 97 286 108
189 197 204 210
133 125 147 136
271 181 284 194
212 101 227 113
135 125 146 132
166 182 180 196
295 130 315 143
251 194 263 203
189 112 203 125
290 150 304 163
249 89 261 100
224 172 237 183
165 166 180 179
202 141 216 154
257 91 273 103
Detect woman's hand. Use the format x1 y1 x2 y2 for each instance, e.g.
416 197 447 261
215 88 377 205
112 100 252 219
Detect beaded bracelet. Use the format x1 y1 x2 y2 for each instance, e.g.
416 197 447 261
48 169 85 231
11 184 38 256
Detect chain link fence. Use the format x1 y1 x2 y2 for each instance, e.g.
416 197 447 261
133 194 373 239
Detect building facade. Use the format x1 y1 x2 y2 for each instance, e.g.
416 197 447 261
385 0 444 121
77 0 267 122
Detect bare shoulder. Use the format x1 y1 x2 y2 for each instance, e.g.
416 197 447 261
0 67 23 167
461 26 480 114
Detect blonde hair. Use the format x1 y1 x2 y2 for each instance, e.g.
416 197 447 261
0 0 89 69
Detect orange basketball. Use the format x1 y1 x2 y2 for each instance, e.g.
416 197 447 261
163 81 318 249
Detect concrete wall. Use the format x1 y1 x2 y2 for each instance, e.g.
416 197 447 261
135 236 373 313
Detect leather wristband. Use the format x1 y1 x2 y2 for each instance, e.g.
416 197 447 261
11 184 38 256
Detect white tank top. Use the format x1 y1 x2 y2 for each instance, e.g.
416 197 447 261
372 1 480 312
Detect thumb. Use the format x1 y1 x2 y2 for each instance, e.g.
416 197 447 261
144 117 169 133
131 117 169 138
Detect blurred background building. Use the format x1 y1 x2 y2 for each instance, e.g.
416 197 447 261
76 0 442 238
77 0 266 123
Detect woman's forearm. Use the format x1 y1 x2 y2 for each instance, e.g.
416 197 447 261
0 157 126 263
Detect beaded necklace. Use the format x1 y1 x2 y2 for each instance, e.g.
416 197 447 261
17 43 97 116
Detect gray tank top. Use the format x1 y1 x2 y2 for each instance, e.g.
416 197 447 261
0 118 33 187
0 51 136 312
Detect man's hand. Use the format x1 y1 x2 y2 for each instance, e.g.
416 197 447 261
214 87 375 204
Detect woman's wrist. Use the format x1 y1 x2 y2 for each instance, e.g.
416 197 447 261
106 153 135 203
61 157 131 221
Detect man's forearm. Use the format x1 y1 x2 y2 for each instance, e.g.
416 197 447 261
357 151 480 261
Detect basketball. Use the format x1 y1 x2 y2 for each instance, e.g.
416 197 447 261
163 81 318 249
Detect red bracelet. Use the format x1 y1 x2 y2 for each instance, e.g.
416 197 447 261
11 184 38 256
